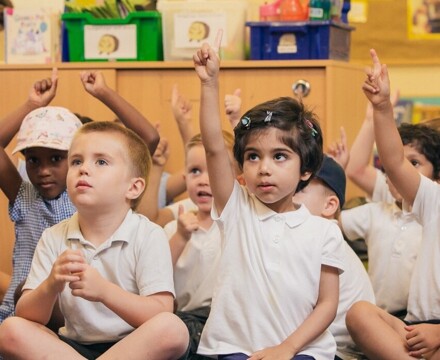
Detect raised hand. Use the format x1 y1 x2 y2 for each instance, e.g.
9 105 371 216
152 135 170 168
79 70 107 98
176 204 199 241
29 67 58 107
362 49 390 108
193 29 223 83
327 126 349 169
225 88 242 129
171 84 193 125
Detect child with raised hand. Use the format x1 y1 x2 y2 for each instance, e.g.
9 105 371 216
0 69 160 326
345 91 399 204
346 49 440 360
193 38 345 360
0 121 189 359
293 155 375 360
165 131 234 360
0 70 81 325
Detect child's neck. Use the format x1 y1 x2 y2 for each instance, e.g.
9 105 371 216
197 209 214 230
77 207 130 247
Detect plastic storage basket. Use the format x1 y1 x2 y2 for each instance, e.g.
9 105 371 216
62 11 163 62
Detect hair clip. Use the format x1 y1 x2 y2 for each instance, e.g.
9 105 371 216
264 111 273 123
305 119 318 137
241 116 251 129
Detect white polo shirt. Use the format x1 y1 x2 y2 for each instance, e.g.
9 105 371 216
371 169 394 204
406 175 440 321
197 182 345 360
24 210 175 344
332 240 375 359
341 201 422 313
164 220 221 311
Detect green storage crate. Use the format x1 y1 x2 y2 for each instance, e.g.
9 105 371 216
62 11 163 62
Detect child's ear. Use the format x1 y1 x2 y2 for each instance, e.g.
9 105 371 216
300 171 312 182
322 195 339 218
126 177 146 200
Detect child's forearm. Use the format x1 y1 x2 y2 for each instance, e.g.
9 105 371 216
137 164 163 221
200 81 223 153
15 281 59 326
281 296 337 356
372 101 405 176
99 283 173 327
169 232 189 265
96 86 160 155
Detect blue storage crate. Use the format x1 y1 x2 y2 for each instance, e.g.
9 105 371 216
246 20 354 61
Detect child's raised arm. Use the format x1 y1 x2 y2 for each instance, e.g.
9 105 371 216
0 68 57 148
193 36 235 213
0 69 58 203
80 71 160 155
365 49 420 205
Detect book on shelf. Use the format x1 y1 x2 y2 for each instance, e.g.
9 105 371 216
4 7 61 64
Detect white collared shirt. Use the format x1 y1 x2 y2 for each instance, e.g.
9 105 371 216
198 182 344 360
24 210 174 343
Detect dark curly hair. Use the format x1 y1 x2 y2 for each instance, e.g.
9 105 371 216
398 123 440 180
233 97 323 193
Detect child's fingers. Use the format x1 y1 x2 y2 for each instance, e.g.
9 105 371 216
370 48 382 80
362 82 378 94
51 67 58 83
212 29 223 55
178 204 184 217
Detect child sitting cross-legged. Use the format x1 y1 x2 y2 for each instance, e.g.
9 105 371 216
293 155 376 360
0 121 189 360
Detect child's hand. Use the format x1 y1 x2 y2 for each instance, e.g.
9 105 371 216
176 205 199 241
193 30 222 84
327 126 349 169
152 136 170 167
80 70 107 98
249 343 295 360
29 67 58 107
69 264 108 302
48 249 85 293
405 323 440 358
362 49 390 109
225 88 242 129
171 84 193 125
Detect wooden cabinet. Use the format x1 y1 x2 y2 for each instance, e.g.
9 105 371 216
0 60 367 274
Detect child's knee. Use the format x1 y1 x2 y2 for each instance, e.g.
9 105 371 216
346 301 373 331
153 312 190 355
0 317 28 353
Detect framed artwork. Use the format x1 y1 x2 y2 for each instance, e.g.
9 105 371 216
408 0 440 39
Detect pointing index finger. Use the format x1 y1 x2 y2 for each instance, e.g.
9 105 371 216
213 29 223 55
369 48 381 80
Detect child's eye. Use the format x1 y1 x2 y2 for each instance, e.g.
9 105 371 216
26 157 39 165
274 153 287 161
51 155 63 163
410 160 420 167
247 153 259 161
96 159 108 166
71 159 81 166
190 168 201 175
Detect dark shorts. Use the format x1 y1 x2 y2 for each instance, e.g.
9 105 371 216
404 319 440 325
218 353 315 360
176 306 211 360
58 335 117 360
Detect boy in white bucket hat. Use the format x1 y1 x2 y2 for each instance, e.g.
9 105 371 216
0 68 159 329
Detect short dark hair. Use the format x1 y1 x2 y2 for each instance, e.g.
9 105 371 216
233 97 323 192
398 123 440 180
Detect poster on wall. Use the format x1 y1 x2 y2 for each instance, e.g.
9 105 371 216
407 0 440 39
